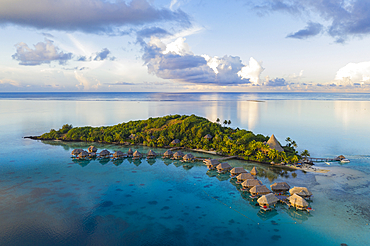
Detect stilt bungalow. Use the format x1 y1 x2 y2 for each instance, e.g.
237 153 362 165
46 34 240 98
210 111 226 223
249 185 271 197
216 162 232 173
99 149 111 158
183 153 195 162
236 173 255 183
250 166 258 176
288 194 311 211
88 146 97 153
204 159 220 170
241 179 262 191
127 148 133 157
289 187 313 199
230 167 247 177
78 150 89 159
71 148 83 157
257 193 279 211
147 150 156 158
270 182 290 193
133 150 143 158
113 151 125 159
173 151 184 159
163 149 174 158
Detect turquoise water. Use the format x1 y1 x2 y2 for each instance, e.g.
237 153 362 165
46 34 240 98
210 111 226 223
0 93 369 245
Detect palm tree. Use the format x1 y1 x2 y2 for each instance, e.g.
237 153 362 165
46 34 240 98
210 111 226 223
291 140 297 148
223 120 228 126
216 118 220 124
292 155 299 163
300 150 310 160
268 149 278 160
227 120 231 125
256 151 264 161
285 137 292 146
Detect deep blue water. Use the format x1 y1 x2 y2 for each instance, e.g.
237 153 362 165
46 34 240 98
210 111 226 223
0 92 369 245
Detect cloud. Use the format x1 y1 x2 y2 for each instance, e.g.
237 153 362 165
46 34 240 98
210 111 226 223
335 61 370 85
257 0 370 42
287 22 323 39
0 0 190 34
237 57 264 84
264 77 287 86
12 39 72 66
77 48 114 62
142 37 258 85
105 82 135 86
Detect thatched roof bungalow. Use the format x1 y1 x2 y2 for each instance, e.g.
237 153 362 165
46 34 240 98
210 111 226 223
257 193 279 207
89 152 96 158
241 179 262 190
289 187 312 198
183 153 195 161
79 150 89 158
249 185 271 197
88 146 97 153
266 134 284 152
99 149 111 157
203 159 220 169
147 150 156 158
236 173 255 183
163 149 174 157
113 151 125 159
127 148 133 157
216 162 232 173
288 194 309 210
171 139 180 145
71 148 83 156
230 167 247 177
271 182 290 193
133 150 143 158
250 166 258 176
173 151 184 159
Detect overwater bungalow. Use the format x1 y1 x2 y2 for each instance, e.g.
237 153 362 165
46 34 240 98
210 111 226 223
288 194 311 212
173 151 184 159
183 153 195 162
147 150 157 158
88 146 97 153
249 185 271 197
289 187 313 199
271 182 290 193
250 166 258 175
79 150 89 159
230 167 247 177
241 179 262 191
203 159 220 170
113 151 125 159
163 149 174 158
99 149 111 158
257 193 279 210
216 162 232 173
236 172 255 183
127 148 133 157
88 152 96 158
71 148 83 157
133 150 143 158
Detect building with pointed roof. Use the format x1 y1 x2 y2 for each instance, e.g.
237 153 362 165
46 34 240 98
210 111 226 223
266 134 284 152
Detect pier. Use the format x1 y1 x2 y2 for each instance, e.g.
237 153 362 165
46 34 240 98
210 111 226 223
307 157 338 162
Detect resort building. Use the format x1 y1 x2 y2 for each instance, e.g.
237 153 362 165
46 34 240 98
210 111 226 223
266 134 284 152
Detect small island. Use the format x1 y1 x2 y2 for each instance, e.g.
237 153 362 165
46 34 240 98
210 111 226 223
29 114 306 166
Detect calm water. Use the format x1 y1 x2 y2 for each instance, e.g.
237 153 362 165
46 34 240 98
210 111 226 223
0 92 369 245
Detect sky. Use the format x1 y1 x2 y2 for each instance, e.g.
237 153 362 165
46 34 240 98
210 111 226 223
1 0 370 92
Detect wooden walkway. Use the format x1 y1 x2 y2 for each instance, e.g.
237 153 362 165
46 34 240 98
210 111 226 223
307 157 337 162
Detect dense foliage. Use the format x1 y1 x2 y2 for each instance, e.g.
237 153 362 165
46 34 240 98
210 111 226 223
38 114 300 163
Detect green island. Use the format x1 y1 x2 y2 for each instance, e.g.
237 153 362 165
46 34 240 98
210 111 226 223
33 114 305 164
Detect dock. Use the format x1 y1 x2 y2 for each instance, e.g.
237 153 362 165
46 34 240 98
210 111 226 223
307 157 337 162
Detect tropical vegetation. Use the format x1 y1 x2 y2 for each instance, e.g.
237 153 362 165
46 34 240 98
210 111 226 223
37 114 301 164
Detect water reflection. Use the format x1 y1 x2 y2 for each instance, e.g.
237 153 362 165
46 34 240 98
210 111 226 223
257 209 278 221
282 207 312 223
112 159 123 166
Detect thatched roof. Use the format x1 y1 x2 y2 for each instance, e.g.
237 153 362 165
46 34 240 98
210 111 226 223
171 139 180 144
127 148 133 155
230 167 247 175
271 182 290 192
79 150 89 158
257 193 279 206
183 153 195 161
173 151 184 158
216 162 232 171
113 151 124 158
249 185 271 195
99 149 111 156
163 149 174 157
288 194 309 208
204 134 213 139
250 166 258 175
88 146 97 153
289 187 312 197
147 150 156 156
242 178 262 188
237 173 255 182
266 134 284 152
71 148 83 156
89 152 96 157
203 159 220 165
133 150 142 157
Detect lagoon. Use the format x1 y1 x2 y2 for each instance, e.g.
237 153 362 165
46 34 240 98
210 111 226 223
0 92 369 245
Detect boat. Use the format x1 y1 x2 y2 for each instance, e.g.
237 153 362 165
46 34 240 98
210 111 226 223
340 159 350 163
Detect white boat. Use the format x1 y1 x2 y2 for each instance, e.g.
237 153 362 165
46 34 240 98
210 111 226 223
340 159 350 163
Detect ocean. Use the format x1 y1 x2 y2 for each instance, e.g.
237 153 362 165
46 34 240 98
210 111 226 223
0 92 369 245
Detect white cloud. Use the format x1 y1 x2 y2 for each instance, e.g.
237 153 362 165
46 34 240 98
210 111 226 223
335 61 370 84
237 57 264 85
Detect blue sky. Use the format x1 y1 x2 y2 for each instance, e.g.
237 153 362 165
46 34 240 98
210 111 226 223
1 0 370 92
